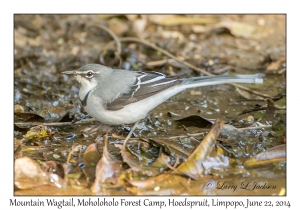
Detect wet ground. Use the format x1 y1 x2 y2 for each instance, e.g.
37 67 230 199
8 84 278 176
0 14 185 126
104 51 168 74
14 14 286 195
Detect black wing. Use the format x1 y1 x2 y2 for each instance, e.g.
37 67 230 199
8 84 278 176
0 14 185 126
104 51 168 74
106 71 182 110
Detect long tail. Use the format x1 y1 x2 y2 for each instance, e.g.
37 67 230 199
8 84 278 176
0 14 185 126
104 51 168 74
182 73 264 89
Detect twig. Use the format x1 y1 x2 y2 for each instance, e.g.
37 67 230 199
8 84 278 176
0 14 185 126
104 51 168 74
238 125 272 131
232 99 266 102
161 155 180 171
14 138 25 156
243 118 262 128
66 145 84 164
238 100 286 116
278 68 286 74
118 37 210 75
234 85 271 98
146 58 184 66
211 65 232 74
87 24 122 67
238 107 266 116
111 133 139 140
14 118 97 127
168 132 205 139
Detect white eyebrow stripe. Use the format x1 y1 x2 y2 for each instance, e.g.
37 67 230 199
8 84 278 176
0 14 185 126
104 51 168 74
78 70 100 76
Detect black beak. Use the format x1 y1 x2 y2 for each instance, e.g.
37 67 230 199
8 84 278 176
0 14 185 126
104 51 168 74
62 70 79 75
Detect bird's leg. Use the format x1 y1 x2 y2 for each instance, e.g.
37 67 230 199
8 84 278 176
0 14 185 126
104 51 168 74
121 120 140 162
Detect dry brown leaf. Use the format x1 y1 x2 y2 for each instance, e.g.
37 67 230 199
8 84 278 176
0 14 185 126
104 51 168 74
175 115 213 128
23 125 53 141
149 15 218 26
125 15 139 21
236 87 264 100
96 14 120 19
15 29 41 47
214 21 274 39
41 161 65 179
15 157 65 189
255 144 286 161
126 170 172 188
108 18 129 36
160 30 185 42
263 98 276 122
83 143 101 184
245 144 286 168
174 119 224 180
132 19 147 38
192 25 207 33
266 57 286 71
14 105 25 113
90 134 122 193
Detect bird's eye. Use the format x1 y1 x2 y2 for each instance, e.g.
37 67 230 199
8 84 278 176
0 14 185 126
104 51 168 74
86 70 94 78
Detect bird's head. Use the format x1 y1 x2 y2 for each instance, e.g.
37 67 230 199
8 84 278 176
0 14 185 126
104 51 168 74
62 64 112 99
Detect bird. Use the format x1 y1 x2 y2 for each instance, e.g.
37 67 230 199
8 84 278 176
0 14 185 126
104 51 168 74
62 64 263 125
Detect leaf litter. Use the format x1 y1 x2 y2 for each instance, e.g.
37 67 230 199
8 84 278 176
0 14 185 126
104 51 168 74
14 14 286 195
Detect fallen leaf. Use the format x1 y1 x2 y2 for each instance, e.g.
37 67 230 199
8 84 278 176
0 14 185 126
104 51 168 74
236 87 264 100
160 30 185 42
37 107 68 122
132 18 147 38
14 104 25 113
90 134 123 193
149 15 219 26
263 98 276 122
41 161 65 179
214 21 274 39
175 115 214 128
14 113 45 122
244 144 286 168
125 15 139 21
266 57 286 71
83 143 101 184
23 125 53 141
15 157 65 189
108 18 129 36
15 29 41 47
174 119 224 180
